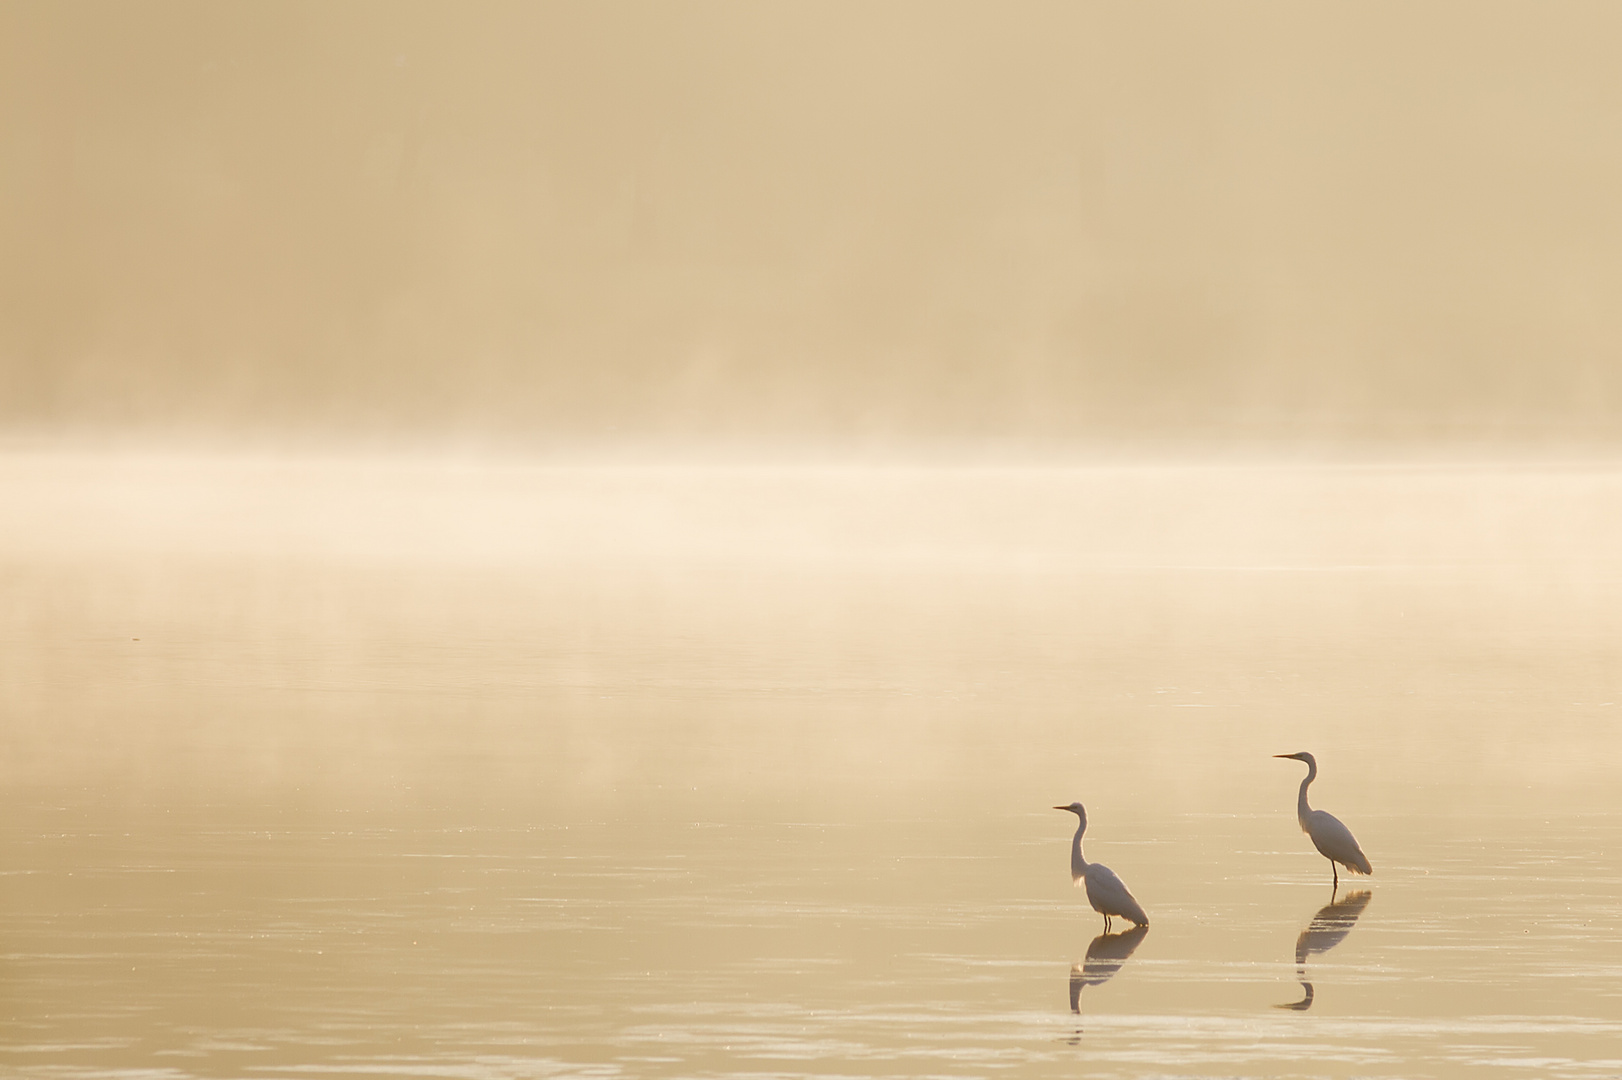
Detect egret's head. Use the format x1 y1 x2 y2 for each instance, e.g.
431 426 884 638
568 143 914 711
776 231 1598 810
1054 801 1086 817
1274 751 1316 766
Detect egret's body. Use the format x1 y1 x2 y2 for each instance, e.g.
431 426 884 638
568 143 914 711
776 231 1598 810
1054 802 1149 930
1274 752 1372 888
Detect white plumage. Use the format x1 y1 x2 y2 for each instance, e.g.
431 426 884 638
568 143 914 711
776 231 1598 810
1274 752 1372 888
1054 802 1149 930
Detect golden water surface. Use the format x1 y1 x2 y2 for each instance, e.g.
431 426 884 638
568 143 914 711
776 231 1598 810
3 454 1621 1078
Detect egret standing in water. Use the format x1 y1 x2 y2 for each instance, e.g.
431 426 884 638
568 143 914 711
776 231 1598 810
1054 802 1149 931
1274 752 1372 889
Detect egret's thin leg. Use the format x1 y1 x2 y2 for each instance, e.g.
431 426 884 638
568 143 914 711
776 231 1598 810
1330 859 1338 890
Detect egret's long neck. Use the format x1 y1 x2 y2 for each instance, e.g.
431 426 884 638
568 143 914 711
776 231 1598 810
1296 761 1317 825
1070 816 1089 879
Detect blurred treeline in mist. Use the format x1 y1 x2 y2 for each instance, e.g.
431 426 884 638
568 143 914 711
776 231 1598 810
5 1 1622 451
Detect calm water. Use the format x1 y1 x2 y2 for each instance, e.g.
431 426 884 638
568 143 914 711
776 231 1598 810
3 455 1621 1078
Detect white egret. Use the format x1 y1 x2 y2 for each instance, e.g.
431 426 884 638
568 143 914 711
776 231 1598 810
1274 752 1372 888
1054 802 1149 931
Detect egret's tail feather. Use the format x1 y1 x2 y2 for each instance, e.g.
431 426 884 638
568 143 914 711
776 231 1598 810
1344 853 1373 875
1120 896 1150 928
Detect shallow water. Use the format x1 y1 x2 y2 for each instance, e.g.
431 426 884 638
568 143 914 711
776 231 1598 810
3 456 1621 1078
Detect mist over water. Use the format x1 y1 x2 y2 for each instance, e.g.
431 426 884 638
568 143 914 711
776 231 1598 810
8 454 1622 813
6 3 1622 1077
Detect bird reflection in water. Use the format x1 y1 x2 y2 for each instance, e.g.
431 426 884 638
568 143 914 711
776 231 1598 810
1069 924 1148 1013
1275 889 1372 1010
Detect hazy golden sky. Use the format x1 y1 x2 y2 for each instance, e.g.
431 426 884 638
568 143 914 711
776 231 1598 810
4 1 1622 451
